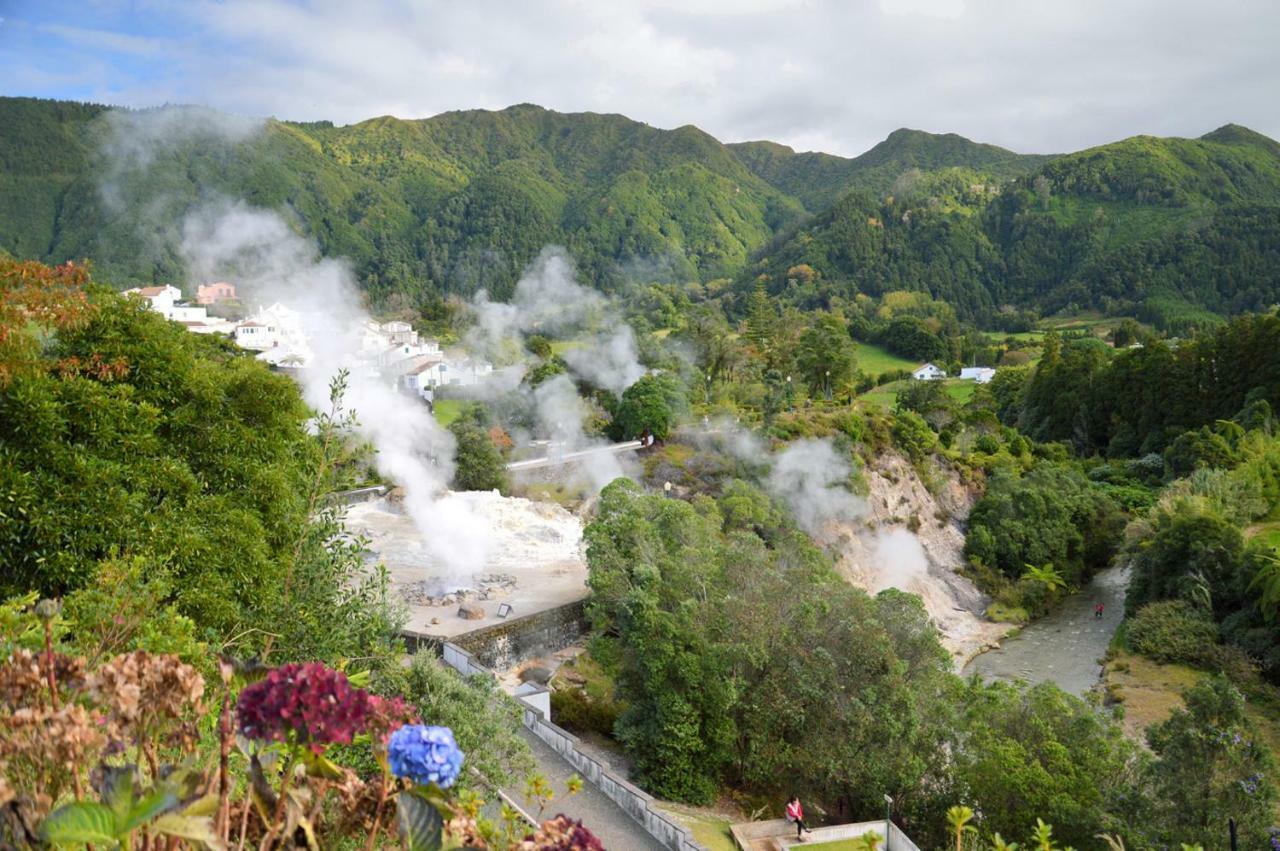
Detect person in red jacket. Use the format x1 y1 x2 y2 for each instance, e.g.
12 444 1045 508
785 796 810 840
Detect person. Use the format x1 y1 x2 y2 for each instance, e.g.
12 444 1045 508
785 796 810 840
1095 602 1105 619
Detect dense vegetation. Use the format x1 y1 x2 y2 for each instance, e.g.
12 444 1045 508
5 97 1280 329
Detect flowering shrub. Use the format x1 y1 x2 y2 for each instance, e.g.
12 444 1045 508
236 661 370 751
1 597 593 851
388 724 465 788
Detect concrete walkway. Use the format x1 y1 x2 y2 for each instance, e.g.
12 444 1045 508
502 728 668 851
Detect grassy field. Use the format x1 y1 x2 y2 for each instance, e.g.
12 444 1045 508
432 398 464 427
1103 650 1280 759
853 342 918 379
858 377 976 409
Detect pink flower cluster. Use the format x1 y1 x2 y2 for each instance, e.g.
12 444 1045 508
236 662 370 752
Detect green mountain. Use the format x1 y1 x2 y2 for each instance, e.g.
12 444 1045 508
728 127 1049 211
747 126 1280 326
2 95 1280 327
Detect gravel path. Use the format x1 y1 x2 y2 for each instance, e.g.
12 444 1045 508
502 728 668 851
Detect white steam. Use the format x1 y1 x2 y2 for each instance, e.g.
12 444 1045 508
766 438 868 535
867 527 931 593
178 200 493 578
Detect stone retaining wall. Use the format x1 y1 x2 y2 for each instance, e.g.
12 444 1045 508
449 598 589 670
435 640 706 851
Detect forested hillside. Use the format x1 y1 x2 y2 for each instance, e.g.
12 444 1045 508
4 96 1280 327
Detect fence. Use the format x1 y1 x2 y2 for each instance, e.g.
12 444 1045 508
436 641 707 851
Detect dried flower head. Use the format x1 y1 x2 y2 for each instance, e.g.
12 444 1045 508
0 650 87 709
0 704 105 772
236 663 370 752
518 814 605 851
365 694 419 746
87 651 204 740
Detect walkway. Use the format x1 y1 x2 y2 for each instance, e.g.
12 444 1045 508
501 728 668 851
505 440 644 472
962 566 1129 696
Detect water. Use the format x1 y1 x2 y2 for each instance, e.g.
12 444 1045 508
962 566 1129 697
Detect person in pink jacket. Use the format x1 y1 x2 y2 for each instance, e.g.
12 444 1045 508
785 795 811 840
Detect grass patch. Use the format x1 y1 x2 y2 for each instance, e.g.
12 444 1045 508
804 840 869 850
1103 650 1205 739
432 399 464 427
986 602 1029 625
657 807 738 851
1245 520 1280 551
853 342 918 379
857 378 975 410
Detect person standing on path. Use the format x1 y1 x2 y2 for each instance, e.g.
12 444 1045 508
785 796 810 840
1095 602 1105 619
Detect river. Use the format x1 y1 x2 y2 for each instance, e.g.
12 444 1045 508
961 566 1129 697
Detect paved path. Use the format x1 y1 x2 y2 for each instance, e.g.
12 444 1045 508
501 728 668 851
962 566 1129 696
505 441 644 472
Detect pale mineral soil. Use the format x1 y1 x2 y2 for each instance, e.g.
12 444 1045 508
820 452 1011 668
344 491 589 638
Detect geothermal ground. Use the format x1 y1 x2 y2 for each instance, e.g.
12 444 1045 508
345 491 589 637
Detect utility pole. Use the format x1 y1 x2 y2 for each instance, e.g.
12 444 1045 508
884 794 893 851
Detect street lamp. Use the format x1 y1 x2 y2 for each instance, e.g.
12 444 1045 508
705 373 712 405
825 369 832 402
884 794 893 850
785 375 792 411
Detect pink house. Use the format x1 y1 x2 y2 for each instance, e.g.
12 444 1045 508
196 282 236 305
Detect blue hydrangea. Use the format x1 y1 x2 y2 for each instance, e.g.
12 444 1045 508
387 724 464 788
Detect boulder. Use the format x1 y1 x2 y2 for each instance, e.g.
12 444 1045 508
457 603 485 620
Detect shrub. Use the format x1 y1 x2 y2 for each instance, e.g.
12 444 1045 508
1127 601 1219 666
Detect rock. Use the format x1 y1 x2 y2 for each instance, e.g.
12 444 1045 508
430 617 440 625
457 604 485 620
520 666 553 684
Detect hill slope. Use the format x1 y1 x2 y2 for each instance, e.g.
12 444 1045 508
746 126 1280 325
3 96 1280 326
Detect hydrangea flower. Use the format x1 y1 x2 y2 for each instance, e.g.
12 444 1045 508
387 724 464 788
365 694 420 746
236 662 370 751
520 814 605 851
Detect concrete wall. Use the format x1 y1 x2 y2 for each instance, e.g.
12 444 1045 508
435 640 707 851
450 599 588 670
329 484 389 505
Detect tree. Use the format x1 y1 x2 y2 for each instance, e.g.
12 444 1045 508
953 681 1146 847
610 372 688 441
449 414 508 492
1145 677 1277 848
796 312 857 399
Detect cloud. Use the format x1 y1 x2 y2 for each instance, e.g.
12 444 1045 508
3 1 1279 156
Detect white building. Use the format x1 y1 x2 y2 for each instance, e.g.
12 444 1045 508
234 320 277 351
123 285 182 317
912 363 946 381
959 367 996 384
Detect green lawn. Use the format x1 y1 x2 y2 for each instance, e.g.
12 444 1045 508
804 839 869 850
432 399 464 427
853 342 918 379
657 808 737 851
858 378 975 409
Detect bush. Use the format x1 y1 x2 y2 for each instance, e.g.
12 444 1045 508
1127 601 1219 666
549 686 622 738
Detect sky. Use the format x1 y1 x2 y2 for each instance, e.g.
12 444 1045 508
1 0 1277 157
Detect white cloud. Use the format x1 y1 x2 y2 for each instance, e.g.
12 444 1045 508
4 0 1280 155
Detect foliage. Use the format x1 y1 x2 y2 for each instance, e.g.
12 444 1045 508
1126 601 1221 667
610 371 688 441
965 465 1124 590
449 411 509 492
1144 676 1278 848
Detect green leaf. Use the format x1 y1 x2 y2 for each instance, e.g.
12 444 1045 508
180 793 220 818
119 788 180 833
152 814 225 850
94 764 138 819
397 790 444 851
299 748 346 780
39 801 119 847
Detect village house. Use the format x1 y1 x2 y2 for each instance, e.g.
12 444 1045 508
195 282 236 305
959 366 996 384
912 362 947 381
122 285 182 315
233 320 277 351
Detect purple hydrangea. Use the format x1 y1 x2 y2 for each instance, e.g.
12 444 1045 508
236 662 371 752
387 724 464 788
